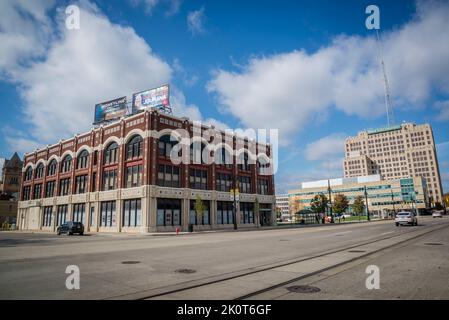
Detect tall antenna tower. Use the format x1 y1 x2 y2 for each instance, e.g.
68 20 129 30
375 29 395 127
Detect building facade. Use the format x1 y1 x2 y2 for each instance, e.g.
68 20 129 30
343 123 443 205
289 175 429 217
275 194 290 221
0 152 22 224
17 110 276 233
0 152 22 195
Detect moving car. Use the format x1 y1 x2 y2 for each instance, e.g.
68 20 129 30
57 221 84 235
395 211 418 226
432 211 444 218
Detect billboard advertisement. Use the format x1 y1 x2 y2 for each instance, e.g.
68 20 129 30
132 84 169 113
94 96 127 123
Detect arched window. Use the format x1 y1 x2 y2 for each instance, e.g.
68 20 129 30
77 150 89 169
190 141 207 164
47 159 57 176
257 156 271 175
126 135 143 160
158 135 178 158
104 142 119 165
61 155 72 173
238 152 251 171
35 163 45 179
24 167 33 181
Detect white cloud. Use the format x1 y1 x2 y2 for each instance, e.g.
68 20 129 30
187 7 205 35
275 166 342 194
207 1 449 145
0 0 55 78
130 0 181 16
434 100 449 121
0 0 224 152
304 133 346 161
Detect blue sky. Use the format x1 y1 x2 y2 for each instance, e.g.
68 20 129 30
0 0 448 193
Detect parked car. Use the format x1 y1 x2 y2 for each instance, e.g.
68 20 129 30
432 211 444 218
395 211 418 226
57 221 84 235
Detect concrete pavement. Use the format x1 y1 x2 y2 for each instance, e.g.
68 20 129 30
0 216 447 299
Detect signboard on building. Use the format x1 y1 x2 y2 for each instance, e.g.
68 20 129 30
132 84 170 113
230 189 240 202
94 97 127 123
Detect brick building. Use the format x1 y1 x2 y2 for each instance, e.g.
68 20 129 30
17 110 276 233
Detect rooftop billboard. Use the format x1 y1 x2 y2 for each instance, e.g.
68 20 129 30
94 96 127 123
132 84 169 113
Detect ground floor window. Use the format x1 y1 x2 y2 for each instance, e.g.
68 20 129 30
100 201 116 227
43 206 53 227
73 203 86 224
56 205 68 226
157 198 181 226
217 201 234 224
123 199 141 227
189 200 210 225
259 203 272 226
90 206 95 227
240 202 254 224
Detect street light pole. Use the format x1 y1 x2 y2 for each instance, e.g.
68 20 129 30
327 179 333 223
364 185 370 221
232 157 238 230
391 190 396 219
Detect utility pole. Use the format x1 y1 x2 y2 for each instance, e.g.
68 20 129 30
364 185 370 221
327 180 334 223
391 189 396 218
232 156 238 230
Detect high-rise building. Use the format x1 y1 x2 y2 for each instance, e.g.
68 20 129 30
343 123 443 204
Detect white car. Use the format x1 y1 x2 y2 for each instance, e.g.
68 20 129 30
395 211 418 226
432 211 443 218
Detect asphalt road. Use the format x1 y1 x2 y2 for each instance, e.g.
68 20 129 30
0 216 447 299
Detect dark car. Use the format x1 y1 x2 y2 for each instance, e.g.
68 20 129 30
57 221 84 235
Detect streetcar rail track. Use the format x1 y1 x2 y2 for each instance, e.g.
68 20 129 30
122 222 449 300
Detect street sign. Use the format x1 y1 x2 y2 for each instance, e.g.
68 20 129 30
230 189 240 202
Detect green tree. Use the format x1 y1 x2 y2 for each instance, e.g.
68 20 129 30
444 193 449 208
352 195 365 221
310 194 328 223
434 202 444 210
332 194 349 216
194 195 206 224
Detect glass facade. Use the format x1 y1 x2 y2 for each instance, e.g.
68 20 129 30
73 203 86 224
189 200 210 225
43 206 52 227
217 201 234 224
123 199 141 227
157 198 181 226
56 205 68 226
100 201 116 227
240 202 254 224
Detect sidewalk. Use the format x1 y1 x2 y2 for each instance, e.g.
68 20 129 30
1 218 388 237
